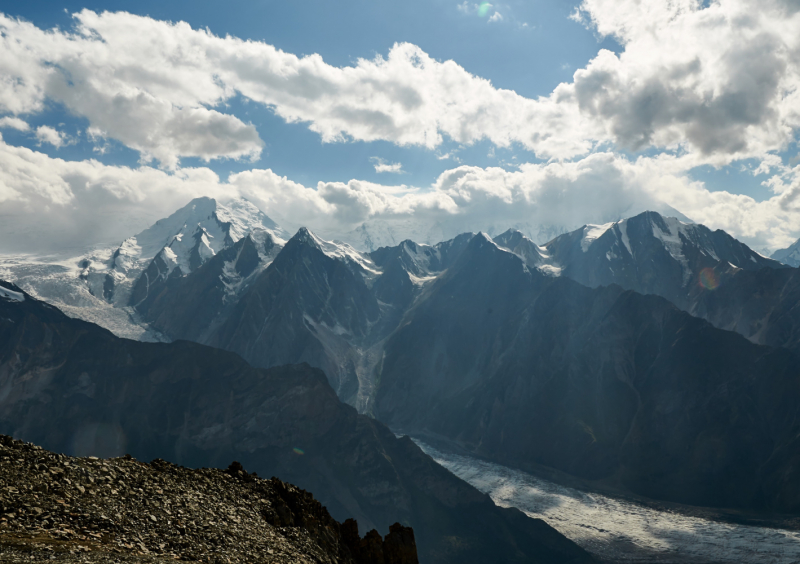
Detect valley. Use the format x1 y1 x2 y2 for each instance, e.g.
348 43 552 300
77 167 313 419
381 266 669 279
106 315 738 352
416 440 800 564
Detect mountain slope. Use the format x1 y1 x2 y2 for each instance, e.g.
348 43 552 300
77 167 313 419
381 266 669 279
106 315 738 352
772 238 800 267
137 229 474 407
0 280 592 564
686 261 800 354
540 211 784 310
374 235 800 513
205 229 383 402
132 229 283 343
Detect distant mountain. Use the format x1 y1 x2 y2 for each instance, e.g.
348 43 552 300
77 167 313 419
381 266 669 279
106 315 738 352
0 197 286 342
492 211 796 351
117 197 287 305
373 234 800 513
771 238 800 267
338 202 692 252
0 280 593 564
132 227 475 406
537 211 785 308
131 229 283 343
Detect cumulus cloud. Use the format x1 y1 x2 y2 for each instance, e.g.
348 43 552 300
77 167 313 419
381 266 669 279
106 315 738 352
571 0 800 161
0 10 592 164
0 116 29 131
370 157 404 173
1 3 795 169
34 126 68 148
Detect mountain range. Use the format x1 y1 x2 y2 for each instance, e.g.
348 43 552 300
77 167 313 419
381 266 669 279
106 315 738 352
5 195 800 553
0 280 592 564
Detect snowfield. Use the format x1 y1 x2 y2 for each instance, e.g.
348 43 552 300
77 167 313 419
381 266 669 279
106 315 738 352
415 440 800 564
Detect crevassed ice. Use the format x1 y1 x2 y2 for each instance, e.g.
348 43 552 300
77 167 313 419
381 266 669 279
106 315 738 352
415 440 800 564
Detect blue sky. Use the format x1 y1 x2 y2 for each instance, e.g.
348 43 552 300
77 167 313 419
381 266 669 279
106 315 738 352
6 0 623 187
0 0 799 253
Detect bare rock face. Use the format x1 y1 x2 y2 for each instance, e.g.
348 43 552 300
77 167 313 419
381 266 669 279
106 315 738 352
0 435 414 563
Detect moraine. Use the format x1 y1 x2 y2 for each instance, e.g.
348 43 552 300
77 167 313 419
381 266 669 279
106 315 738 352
414 440 800 564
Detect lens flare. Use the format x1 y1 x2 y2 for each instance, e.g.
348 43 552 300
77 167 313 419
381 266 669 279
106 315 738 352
477 2 492 17
293 447 305 455
699 268 720 290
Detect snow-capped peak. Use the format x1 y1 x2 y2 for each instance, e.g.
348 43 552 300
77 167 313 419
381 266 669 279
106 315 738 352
493 229 561 276
292 227 381 275
772 238 800 267
72 197 286 307
580 222 616 252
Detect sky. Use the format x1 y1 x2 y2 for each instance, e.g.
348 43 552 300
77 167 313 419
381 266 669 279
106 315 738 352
0 0 799 255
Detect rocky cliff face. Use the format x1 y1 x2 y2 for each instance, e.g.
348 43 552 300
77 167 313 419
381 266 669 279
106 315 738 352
137 228 474 407
0 434 417 564
131 229 283 344
686 262 800 354
0 280 594 564
374 235 800 513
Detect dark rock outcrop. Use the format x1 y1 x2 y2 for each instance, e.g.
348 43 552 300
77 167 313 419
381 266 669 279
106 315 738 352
341 519 418 564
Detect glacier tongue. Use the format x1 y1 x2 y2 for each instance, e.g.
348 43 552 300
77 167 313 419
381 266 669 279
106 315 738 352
416 439 800 564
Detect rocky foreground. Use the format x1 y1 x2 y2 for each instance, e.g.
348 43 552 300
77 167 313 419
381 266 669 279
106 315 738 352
0 435 417 564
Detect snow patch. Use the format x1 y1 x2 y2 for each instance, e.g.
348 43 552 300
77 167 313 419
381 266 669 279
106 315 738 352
306 230 381 275
537 264 562 277
580 222 614 252
408 273 438 286
617 220 633 256
649 216 693 284
0 286 24 302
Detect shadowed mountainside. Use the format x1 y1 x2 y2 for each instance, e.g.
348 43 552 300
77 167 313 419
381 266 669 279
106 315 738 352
0 280 593 564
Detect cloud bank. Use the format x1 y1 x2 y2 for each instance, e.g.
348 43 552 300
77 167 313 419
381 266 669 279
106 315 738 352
2 135 799 255
0 1 799 254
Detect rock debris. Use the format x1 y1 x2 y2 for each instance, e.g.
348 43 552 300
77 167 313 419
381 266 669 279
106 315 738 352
0 436 418 564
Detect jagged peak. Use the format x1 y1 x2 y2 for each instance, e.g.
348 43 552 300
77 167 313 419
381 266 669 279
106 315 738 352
289 228 380 274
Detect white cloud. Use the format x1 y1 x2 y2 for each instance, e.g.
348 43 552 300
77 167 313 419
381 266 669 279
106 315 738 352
0 3 794 170
2 138 800 255
34 125 68 148
0 11 594 163
570 0 800 161
0 3 798 253
489 12 504 22
371 157 404 174
0 116 28 131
